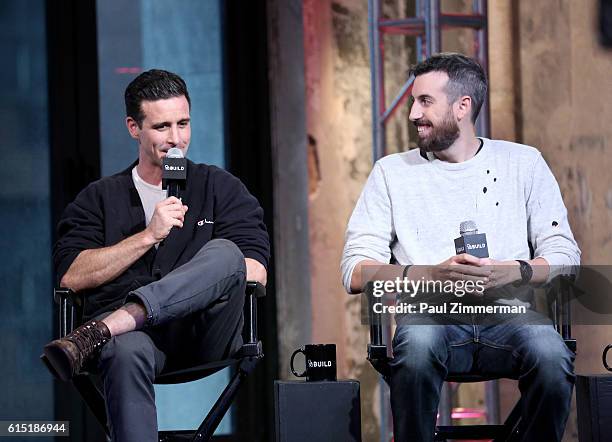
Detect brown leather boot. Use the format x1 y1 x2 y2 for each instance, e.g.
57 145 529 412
41 319 111 381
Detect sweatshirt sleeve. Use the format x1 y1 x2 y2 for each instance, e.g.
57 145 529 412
211 169 270 269
341 161 395 293
526 154 581 280
53 183 106 282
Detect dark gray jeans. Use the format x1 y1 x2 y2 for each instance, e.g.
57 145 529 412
95 239 247 442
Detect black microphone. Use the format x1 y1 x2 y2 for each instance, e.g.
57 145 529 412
454 220 489 258
162 147 187 199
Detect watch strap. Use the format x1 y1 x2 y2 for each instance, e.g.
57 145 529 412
513 260 533 286
402 265 412 279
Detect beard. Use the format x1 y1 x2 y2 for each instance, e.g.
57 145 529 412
413 109 460 152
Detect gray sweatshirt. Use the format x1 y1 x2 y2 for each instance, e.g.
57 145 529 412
341 138 580 293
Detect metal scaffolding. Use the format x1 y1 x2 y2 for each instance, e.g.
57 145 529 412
367 1 492 440
369 0 489 159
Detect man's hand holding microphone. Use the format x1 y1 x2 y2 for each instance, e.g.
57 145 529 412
406 220 528 297
145 197 189 245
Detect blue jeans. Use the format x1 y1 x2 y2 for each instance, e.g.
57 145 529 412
389 310 575 442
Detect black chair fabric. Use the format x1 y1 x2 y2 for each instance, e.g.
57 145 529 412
49 281 265 442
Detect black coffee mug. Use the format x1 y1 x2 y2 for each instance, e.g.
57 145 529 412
603 344 612 372
290 344 337 381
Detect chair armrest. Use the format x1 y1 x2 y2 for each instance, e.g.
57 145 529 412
240 281 265 357
53 288 85 337
246 281 266 298
547 274 577 352
53 288 84 308
365 283 391 377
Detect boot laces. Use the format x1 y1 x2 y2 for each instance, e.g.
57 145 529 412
69 321 108 362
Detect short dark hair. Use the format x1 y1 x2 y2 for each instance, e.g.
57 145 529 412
124 69 191 127
410 53 487 123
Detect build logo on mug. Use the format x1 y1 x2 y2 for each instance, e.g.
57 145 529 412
290 344 337 382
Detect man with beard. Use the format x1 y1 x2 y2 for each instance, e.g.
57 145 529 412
341 53 579 441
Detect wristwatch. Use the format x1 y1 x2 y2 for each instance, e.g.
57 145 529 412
513 260 533 287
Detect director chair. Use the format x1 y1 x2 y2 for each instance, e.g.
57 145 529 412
366 275 577 441
42 281 265 442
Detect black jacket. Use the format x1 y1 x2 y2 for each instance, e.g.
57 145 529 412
53 160 270 319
